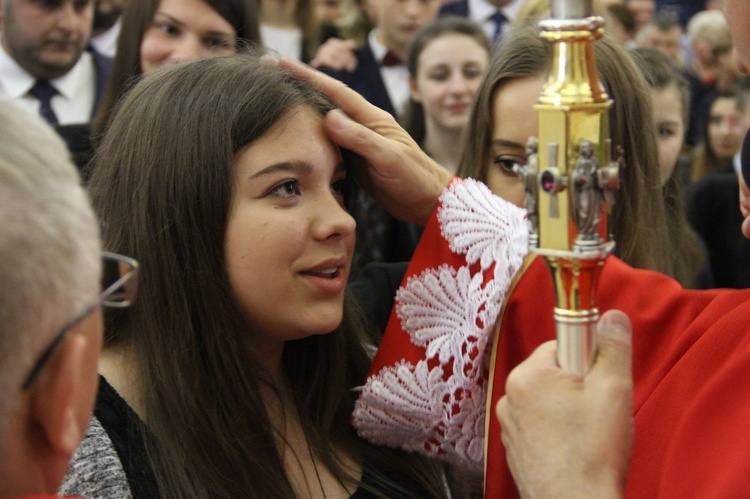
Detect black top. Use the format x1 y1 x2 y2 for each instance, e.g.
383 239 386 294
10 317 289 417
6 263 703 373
96 372 431 498
686 170 750 288
349 261 409 343
96 377 160 498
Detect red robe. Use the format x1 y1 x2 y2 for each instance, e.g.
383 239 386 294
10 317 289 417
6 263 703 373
353 179 750 497
489 255 750 497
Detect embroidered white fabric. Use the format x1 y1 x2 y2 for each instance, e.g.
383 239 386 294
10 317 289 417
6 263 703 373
352 179 528 468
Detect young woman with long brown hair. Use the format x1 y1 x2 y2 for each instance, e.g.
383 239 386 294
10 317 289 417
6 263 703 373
61 55 448 498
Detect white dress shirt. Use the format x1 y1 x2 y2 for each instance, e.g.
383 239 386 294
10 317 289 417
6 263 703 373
0 44 96 125
91 18 122 59
261 24 303 60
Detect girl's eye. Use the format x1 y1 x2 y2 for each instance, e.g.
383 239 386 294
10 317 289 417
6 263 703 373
657 124 677 138
463 64 483 78
331 177 347 195
493 157 522 175
269 180 300 198
158 23 179 36
206 37 233 50
428 70 449 82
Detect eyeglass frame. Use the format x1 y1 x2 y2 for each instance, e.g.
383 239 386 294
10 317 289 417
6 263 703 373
20 251 139 391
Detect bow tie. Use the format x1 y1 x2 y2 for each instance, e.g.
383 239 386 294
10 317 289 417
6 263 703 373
381 50 404 67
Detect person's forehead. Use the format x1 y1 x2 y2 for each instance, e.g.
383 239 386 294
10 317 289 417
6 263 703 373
14 0 93 11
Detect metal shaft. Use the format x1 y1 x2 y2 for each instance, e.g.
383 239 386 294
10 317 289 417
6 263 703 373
555 308 598 374
549 0 593 18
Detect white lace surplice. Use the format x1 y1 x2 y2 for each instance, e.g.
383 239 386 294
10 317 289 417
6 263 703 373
352 179 528 469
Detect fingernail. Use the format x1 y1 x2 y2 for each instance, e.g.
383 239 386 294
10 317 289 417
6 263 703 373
327 109 348 132
598 311 631 335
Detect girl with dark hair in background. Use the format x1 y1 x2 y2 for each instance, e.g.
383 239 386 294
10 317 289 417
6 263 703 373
402 17 490 174
456 22 674 275
690 88 743 181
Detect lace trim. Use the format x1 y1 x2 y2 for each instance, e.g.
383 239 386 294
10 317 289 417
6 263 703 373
353 179 528 467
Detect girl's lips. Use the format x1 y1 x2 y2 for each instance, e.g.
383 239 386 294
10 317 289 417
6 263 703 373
447 103 470 114
301 267 339 278
299 257 348 293
300 267 347 294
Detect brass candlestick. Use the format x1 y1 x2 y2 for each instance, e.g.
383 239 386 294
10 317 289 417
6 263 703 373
522 0 623 374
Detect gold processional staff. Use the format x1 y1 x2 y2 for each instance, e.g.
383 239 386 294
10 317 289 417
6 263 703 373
517 0 624 374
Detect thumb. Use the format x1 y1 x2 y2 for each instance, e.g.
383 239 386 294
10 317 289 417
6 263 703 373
592 309 632 379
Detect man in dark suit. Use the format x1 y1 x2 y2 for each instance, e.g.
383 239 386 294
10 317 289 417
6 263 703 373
322 0 441 270
687 172 750 288
0 0 111 172
686 78 750 288
655 0 704 29
323 0 442 118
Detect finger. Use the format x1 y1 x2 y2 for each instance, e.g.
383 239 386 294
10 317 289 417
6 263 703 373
497 402 523 486
740 173 750 217
738 174 750 238
324 109 400 168
592 309 632 378
520 339 559 369
496 396 510 428
496 397 519 455
504 341 562 400
344 55 358 72
278 57 386 125
339 41 358 71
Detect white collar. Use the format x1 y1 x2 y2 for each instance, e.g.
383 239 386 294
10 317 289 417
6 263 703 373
90 18 121 59
0 43 92 101
369 29 388 63
0 44 35 98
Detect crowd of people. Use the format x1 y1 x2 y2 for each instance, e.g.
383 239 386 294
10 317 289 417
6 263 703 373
2 0 750 497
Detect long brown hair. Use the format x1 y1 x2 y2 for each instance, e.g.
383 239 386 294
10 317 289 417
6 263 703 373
457 22 673 275
91 0 261 142
88 56 446 498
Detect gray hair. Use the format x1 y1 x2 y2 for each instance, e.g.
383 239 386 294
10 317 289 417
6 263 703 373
687 10 731 53
0 101 100 431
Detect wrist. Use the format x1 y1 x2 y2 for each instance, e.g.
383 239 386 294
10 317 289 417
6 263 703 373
415 173 456 225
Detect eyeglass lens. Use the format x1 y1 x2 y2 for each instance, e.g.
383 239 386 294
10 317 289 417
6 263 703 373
101 252 138 307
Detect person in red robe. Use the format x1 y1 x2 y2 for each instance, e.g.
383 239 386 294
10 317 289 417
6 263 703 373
280 4 750 491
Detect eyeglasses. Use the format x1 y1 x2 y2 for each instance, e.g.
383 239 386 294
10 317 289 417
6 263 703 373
20 252 139 390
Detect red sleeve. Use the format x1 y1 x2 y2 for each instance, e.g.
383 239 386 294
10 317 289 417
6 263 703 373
487 255 750 498
366 195 467 375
